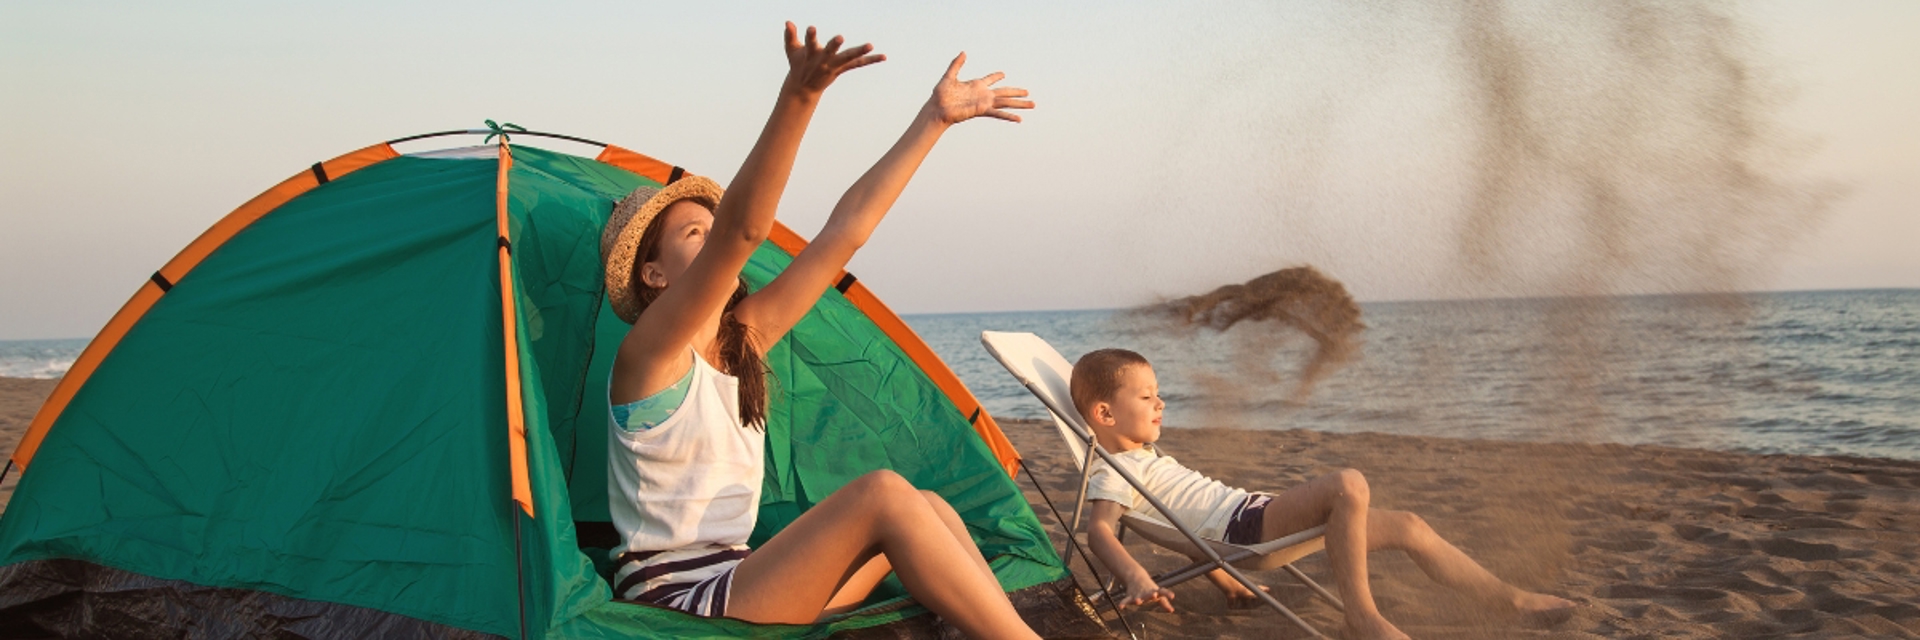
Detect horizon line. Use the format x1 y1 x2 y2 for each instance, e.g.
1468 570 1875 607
1 285 1913 343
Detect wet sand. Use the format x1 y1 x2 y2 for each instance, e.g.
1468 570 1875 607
5 378 1917 637
0 377 54 513
1002 418 1920 639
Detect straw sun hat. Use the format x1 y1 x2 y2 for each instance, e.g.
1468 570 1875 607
600 176 726 324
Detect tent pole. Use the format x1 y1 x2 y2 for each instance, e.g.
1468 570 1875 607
386 129 608 148
1020 460 1140 640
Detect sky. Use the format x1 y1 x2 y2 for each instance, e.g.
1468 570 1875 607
1 1 1915 340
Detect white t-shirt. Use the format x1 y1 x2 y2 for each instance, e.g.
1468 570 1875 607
1085 446 1249 540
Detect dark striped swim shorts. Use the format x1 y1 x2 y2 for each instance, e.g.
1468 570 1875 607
1222 493 1274 545
613 547 753 618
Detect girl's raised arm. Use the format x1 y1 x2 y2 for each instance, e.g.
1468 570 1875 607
615 23 882 399
735 53 1033 346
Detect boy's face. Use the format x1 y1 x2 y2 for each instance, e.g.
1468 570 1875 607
1095 364 1164 447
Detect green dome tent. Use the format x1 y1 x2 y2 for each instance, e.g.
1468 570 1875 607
0 131 1069 638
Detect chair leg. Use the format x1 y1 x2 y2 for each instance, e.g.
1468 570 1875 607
1283 564 1346 612
1103 559 1326 639
1149 549 1259 591
1092 575 1117 602
1221 562 1326 639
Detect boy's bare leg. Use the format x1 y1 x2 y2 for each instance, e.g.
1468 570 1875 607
1364 509 1575 618
729 470 1038 639
1258 469 1408 640
1203 567 1251 597
1200 568 1267 606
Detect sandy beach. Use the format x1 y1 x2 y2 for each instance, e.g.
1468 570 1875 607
0 377 54 514
1001 418 1920 639
4 377 1917 638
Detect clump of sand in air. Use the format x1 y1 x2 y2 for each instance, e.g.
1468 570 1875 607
1142 265 1364 405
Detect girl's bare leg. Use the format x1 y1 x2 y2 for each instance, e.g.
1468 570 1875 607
1364 510 1574 617
917 490 997 585
819 490 999 615
728 470 1037 639
1258 469 1409 640
820 556 893 616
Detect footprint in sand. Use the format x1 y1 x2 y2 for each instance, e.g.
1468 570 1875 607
1757 537 1846 563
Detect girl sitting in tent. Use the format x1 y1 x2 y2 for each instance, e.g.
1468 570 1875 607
598 22 1039 638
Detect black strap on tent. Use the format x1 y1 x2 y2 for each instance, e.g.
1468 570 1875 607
150 272 174 292
1 460 13 488
497 237 512 255
834 273 857 294
1018 459 1139 640
310 162 330 184
968 408 982 425
667 166 685 184
514 508 528 640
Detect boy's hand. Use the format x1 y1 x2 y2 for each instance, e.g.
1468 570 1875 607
1120 576 1176 613
782 22 884 98
926 52 1034 124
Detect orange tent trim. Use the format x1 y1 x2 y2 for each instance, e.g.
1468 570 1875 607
764 225 1024 478
11 143 399 471
496 143 535 518
594 145 676 185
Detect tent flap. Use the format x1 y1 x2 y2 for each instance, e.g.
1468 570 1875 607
0 154 524 636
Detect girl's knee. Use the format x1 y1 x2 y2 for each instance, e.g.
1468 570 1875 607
833 471 936 538
845 469 917 503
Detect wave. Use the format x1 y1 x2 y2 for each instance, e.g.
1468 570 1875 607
0 357 73 379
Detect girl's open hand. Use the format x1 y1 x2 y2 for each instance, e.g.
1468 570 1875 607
782 22 884 97
927 53 1033 124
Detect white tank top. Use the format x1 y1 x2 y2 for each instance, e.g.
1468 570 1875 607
608 349 765 555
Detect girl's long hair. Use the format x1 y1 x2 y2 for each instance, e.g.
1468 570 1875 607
628 207 769 430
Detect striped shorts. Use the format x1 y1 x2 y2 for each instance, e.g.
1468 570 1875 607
613 546 753 618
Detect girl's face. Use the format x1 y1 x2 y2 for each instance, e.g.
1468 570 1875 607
640 200 715 290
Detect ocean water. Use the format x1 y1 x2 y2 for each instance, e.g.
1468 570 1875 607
5 290 1914 460
908 289 1920 461
0 338 87 379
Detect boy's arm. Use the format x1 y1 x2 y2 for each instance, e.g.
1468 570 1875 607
1085 500 1176 612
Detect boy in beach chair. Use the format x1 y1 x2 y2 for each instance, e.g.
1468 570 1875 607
1071 348 1575 640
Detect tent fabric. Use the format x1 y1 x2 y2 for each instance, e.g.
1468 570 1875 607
0 140 1066 639
0 153 525 634
7 142 401 472
767 225 1024 479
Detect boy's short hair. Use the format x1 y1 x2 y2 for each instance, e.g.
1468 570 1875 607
1071 348 1151 420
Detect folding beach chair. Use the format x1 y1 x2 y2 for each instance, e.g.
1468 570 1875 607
982 331 1346 638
